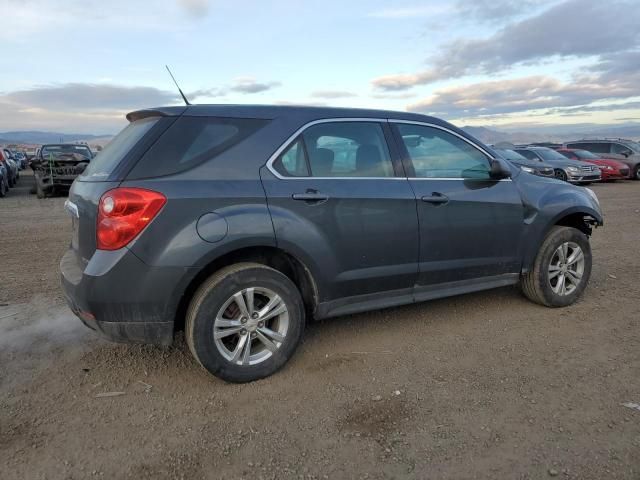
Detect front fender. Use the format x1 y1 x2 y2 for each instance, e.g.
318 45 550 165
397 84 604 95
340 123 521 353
516 176 603 272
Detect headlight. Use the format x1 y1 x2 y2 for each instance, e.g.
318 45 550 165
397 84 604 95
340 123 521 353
567 166 579 172
585 188 600 207
520 166 535 173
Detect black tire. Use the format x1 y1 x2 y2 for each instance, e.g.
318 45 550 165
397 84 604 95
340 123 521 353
633 165 640 181
521 226 592 307
186 262 305 383
555 169 568 182
0 179 6 197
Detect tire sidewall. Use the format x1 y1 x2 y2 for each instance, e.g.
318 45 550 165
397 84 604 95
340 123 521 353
534 227 592 307
189 266 305 382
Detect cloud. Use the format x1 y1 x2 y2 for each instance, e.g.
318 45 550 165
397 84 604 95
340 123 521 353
230 77 281 94
3 83 179 110
310 90 357 99
177 0 210 17
406 68 640 118
0 83 182 133
373 0 640 90
455 0 549 22
368 5 452 18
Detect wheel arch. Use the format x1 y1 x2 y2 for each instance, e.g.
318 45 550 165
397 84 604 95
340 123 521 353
174 246 319 333
522 206 602 272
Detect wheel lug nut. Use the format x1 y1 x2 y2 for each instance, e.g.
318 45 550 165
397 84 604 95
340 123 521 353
240 329 247 335
251 313 259 319
241 317 247 324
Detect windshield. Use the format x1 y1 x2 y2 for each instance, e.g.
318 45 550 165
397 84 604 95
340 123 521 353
573 150 599 159
495 148 528 161
536 148 568 161
41 145 92 161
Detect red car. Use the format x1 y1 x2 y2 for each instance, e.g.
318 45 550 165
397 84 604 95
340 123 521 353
557 148 630 181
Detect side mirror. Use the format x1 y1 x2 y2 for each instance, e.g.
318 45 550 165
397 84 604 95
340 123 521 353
621 150 632 158
490 158 512 179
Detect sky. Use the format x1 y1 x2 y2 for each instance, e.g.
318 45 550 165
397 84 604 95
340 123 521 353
0 0 639 134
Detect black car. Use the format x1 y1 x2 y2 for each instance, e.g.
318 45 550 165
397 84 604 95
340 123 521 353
61 105 603 382
492 147 554 177
31 144 93 198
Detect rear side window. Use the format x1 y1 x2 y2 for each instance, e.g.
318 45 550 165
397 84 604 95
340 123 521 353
82 117 158 180
272 122 394 178
571 142 609 154
128 116 268 179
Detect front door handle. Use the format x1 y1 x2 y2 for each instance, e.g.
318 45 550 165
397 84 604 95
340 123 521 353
292 192 329 204
421 193 449 205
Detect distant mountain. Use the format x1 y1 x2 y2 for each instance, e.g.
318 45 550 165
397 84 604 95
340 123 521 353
462 124 640 146
0 131 113 145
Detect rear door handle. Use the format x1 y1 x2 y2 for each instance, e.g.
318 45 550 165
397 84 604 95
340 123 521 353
292 192 329 204
421 193 449 205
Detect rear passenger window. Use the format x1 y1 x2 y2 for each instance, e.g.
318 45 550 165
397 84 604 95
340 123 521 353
304 122 394 177
573 142 609 154
128 116 268 179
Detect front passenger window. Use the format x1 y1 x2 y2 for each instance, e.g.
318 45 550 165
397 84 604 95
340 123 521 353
397 124 491 179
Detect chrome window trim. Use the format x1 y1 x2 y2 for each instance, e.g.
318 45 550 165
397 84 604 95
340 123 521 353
265 117 512 182
265 118 405 180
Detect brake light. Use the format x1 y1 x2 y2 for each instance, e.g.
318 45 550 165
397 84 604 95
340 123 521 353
97 188 166 250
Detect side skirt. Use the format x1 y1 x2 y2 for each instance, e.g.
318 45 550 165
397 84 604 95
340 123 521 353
315 273 520 320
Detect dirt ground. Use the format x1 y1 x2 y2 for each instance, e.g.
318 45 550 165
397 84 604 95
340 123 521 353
1 170 639 479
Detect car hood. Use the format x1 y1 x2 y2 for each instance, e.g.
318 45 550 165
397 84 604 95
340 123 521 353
582 158 627 169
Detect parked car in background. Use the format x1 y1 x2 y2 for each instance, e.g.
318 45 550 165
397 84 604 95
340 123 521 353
61 105 603 382
557 148 630 181
492 147 555 177
0 160 7 197
13 151 28 169
31 144 93 198
564 139 640 180
0 148 19 187
514 146 601 184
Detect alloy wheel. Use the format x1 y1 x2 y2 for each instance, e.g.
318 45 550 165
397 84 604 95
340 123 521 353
213 287 289 366
548 242 585 296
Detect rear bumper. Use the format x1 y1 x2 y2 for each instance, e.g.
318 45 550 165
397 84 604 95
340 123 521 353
60 247 195 346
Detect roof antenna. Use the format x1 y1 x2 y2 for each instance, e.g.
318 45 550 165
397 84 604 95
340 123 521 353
165 65 191 105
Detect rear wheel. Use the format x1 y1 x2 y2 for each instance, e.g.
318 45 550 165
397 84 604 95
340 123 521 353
186 263 305 383
555 169 568 182
521 226 592 307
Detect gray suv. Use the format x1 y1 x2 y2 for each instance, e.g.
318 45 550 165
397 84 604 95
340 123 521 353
61 105 603 382
564 139 640 180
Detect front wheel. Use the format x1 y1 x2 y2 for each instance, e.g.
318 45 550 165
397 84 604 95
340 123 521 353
186 263 305 383
0 178 6 197
633 165 640 181
520 226 592 307
555 169 568 182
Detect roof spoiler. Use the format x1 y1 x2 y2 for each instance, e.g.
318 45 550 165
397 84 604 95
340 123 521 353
126 106 188 122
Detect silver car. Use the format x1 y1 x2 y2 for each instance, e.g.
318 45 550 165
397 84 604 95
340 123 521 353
515 146 601 184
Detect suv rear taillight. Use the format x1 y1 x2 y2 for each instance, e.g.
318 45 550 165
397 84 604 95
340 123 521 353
97 188 166 250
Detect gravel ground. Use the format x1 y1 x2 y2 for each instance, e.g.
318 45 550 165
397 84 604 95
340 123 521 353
1 171 639 479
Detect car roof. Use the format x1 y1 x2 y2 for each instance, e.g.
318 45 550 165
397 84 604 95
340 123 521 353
126 104 450 125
